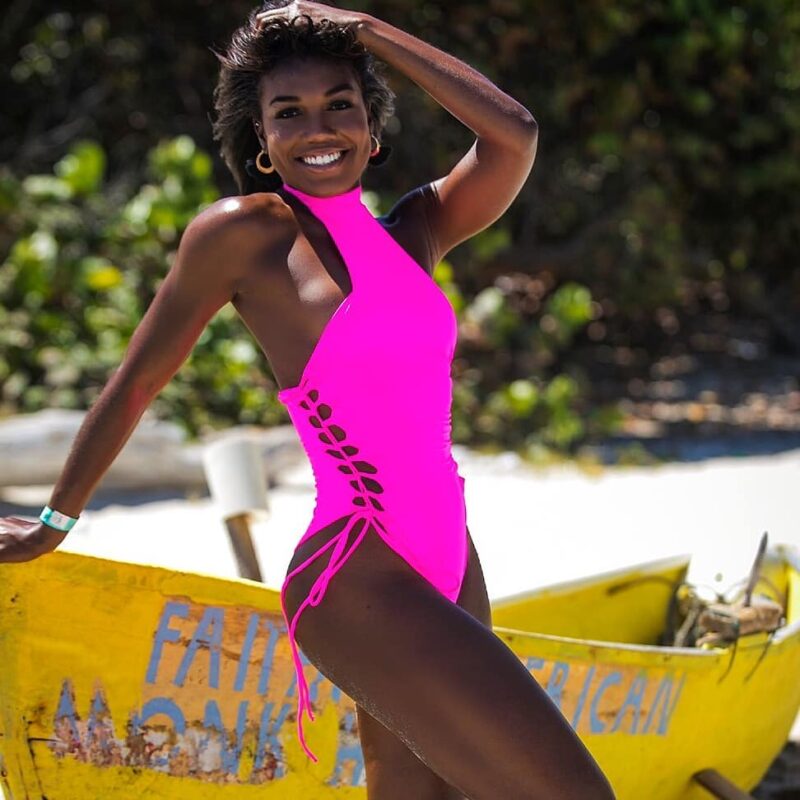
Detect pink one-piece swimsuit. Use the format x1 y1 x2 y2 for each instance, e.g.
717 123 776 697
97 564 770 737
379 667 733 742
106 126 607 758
276 180 468 763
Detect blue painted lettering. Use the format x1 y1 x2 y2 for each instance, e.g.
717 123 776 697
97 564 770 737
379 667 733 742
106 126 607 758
174 606 225 689
589 670 622 733
234 612 261 692
545 661 570 711
254 701 287 777
257 618 282 695
202 699 249 774
571 665 595 730
329 709 365 787
145 600 189 684
610 673 648 733
55 679 80 742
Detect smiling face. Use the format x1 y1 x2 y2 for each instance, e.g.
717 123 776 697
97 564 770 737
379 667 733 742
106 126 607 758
254 55 372 196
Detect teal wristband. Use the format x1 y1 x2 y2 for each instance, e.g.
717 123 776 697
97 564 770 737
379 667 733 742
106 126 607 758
39 505 79 532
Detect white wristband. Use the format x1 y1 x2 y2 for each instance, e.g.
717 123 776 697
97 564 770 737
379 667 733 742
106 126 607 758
39 505 79 532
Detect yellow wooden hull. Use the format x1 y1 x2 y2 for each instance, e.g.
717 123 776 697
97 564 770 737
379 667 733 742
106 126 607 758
1 545 798 799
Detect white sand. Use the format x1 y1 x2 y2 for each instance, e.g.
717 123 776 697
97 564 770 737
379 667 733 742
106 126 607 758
59 446 800 600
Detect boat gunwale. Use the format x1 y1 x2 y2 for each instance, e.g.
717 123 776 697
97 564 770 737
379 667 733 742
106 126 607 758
492 543 800 661
492 623 798 660
491 553 693 608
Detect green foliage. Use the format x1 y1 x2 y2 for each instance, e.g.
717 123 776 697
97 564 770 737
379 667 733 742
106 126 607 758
525 0 800 319
0 137 284 437
542 282 594 348
54 141 106 197
432 260 466 314
2 1 799 460
451 277 622 455
1 128 621 453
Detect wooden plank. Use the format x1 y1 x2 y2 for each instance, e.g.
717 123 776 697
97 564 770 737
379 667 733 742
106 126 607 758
693 769 755 799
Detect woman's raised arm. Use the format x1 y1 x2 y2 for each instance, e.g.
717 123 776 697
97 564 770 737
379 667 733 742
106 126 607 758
257 2 537 260
356 16 537 259
0 197 268 562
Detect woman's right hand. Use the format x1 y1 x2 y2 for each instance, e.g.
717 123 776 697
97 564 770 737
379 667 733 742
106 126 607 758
0 516 68 563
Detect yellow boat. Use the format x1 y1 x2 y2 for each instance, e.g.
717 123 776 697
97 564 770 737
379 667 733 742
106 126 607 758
1 545 798 799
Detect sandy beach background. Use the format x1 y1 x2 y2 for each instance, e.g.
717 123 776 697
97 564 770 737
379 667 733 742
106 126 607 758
46 445 800 611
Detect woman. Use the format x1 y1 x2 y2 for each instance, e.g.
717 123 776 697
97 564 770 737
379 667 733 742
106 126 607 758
0 2 615 798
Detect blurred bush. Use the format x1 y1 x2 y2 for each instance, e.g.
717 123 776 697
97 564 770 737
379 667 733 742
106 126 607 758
0 137 288 437
452 277 623 459
2 1 799 459
0 133 616 454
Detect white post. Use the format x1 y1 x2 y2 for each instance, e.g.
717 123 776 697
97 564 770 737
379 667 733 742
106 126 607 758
202 433 270 581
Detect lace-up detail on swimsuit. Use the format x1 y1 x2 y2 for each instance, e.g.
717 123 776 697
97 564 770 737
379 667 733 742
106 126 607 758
276 181 468 763
279 385 392 762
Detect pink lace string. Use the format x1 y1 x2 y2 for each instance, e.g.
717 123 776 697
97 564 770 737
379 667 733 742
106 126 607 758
279 510 373 762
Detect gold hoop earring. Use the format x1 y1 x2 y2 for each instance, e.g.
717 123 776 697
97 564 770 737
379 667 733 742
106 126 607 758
369 135 381 157
256 149 275 174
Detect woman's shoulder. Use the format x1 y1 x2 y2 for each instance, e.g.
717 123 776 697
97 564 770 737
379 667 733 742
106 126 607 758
379 182 436 222
188 191 297 244
379 182 441 272
167 193 296 297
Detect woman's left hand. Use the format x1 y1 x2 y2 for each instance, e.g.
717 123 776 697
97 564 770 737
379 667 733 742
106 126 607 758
255 1 366 34
0 516 68 563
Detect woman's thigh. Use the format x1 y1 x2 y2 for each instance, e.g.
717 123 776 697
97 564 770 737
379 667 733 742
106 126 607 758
353 525 490 800
283 515 613 800
284 516 488 799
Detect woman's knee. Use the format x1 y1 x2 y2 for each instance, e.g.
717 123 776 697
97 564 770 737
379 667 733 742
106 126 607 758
569 778 616 800
561 767 616 800
356 704 460 800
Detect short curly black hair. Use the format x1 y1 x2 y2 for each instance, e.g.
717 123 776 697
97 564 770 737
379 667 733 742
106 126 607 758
210 1 395 194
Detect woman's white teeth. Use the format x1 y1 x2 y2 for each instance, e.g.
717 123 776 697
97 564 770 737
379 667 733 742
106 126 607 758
301 151 343 166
